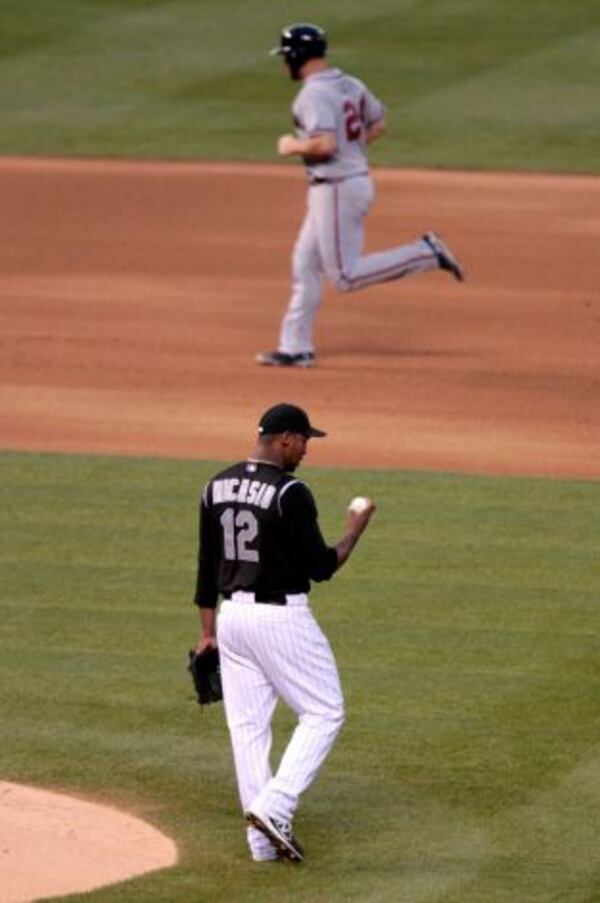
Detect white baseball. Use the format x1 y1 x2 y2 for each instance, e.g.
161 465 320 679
348 496 370 514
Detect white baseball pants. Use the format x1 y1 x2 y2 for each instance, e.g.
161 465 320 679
217 595 345 859
279 175 438 354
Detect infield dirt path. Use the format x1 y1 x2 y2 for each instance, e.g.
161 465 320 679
1 157 599 478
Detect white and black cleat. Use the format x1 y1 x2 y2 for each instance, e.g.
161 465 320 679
245 809 304 862
423 231 465 282
255 350 316 368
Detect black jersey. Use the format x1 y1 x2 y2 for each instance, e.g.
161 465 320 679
194 460 338 608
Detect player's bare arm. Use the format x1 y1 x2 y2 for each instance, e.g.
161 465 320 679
277 132 336 158
334 500 376 569
365 118 386 144
195 607 217 653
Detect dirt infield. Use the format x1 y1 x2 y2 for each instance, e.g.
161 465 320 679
1 157 598 479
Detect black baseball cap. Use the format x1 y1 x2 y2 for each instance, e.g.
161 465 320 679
258 403 327 438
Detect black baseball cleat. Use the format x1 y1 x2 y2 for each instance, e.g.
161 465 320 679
255 350 316 368
245 809 305 862
423 231 465 282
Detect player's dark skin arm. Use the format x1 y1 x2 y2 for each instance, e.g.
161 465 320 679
334 504 376 570
195 609 217 654
254 431 376 568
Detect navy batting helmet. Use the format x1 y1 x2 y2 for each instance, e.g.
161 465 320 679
270 23 328 79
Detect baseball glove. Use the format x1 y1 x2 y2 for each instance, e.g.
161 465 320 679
188 647 223 706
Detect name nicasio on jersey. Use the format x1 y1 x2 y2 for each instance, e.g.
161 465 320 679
210 477 276 510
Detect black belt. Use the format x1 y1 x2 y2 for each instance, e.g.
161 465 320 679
224 591 288 606
309 171 368 186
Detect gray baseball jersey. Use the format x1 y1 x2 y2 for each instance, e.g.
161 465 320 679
292 68 385 180
266 65 451 360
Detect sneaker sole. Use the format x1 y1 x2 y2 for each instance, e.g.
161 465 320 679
255 356 282 366
255 357 316 368
423 232 465 282
444 255 465 282
245 812 303 862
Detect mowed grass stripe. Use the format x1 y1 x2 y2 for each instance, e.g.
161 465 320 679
1 450 599 902
0 0 598 171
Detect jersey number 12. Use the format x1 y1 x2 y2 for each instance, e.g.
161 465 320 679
220 508 259 562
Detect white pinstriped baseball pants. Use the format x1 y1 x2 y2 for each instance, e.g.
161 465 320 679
279 175 438 354
217 595 344 859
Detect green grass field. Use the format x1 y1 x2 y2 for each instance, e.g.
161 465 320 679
2 450 599 901
1 0 599 171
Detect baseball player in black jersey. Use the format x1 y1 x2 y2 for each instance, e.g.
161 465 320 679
193 403 375 862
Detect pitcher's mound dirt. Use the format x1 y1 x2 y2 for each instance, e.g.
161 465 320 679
0 782 177 903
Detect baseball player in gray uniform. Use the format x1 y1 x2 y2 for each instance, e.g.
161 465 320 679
256 23 465 368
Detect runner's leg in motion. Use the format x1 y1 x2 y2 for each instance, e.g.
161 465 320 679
278 203 323 355
315 177 438 291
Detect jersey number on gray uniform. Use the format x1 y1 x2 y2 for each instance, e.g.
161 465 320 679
344 98 366 141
